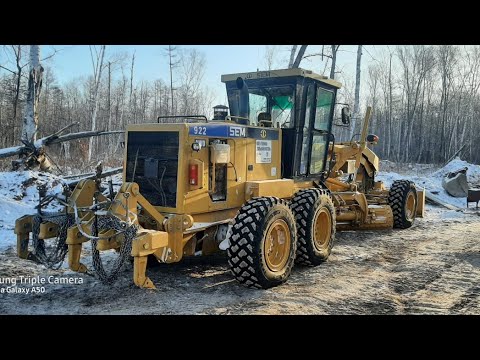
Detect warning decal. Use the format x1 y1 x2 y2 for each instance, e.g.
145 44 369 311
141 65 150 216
256 140 272 164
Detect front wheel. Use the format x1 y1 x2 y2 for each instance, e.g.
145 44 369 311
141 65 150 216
388 180 417 229
227 197 297 289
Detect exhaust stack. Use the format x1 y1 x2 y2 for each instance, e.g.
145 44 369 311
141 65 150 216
234 77 249 125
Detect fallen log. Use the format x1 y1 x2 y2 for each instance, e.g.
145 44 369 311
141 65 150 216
65 166 123 187
0 144 24 159
45 130 124 146
425 190 462 211
441 141 469 168
0 129 124 160
0 125 81 158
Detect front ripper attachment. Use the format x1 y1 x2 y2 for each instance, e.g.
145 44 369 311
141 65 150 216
73 182 168 289
98 183 168 289
14 179 96 269
67 185 143 287
16 178 171 289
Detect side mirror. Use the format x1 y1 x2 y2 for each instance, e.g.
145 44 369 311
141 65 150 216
341 107 351 125
366 134 379 144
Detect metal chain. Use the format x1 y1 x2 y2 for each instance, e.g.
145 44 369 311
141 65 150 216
90 215 138 285
31 212 75 270
30 170 137 285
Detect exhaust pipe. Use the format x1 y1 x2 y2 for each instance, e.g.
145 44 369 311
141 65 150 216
235 77 249 125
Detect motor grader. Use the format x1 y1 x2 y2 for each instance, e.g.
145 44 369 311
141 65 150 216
15 68 425 289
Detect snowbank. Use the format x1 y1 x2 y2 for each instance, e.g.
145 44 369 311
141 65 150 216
377 158 480 209
0 170 65 251
431 158 480 184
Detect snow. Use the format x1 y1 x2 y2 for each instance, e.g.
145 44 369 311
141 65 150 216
0 170 65 251
431 158 480 184
0 145 22 157
377 158 480 209
0 198 34 251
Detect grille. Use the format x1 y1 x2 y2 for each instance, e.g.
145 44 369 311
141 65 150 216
125 131 179 207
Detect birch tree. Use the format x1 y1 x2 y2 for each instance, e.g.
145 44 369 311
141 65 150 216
22 45 43 143
165 45 180 115
87 45 106 162
350 45 362 138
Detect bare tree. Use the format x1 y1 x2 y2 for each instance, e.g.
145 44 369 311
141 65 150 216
288 45 298 68
177 49 214 117
292 45 308 68
397 45 435 161
330 45 340 79
0 45 31 144
12 46 25 125
22 45 43 143
367 63 380 132
263 45 279 70
350 45 362 138
129 50 135 105
165 45 180 115
355 45 480 164
87 45 106 162
296 45 341 79
436 45 457 163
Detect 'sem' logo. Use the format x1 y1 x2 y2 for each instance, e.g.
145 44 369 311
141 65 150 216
260 129 267 138
229 126 246 137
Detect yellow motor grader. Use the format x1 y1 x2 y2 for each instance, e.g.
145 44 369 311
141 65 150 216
15 68 424 289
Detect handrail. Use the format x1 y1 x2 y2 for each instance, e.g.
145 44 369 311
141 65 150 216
157 115 208 123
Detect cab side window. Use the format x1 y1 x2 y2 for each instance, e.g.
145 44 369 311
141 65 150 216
314 88 333 131
249 93 267 126
309 87 333 174
300 84 315 175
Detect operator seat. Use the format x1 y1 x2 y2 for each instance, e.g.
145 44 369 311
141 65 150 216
258 112 273 127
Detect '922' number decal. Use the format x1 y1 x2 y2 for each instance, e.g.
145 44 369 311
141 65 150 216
193 126 207 135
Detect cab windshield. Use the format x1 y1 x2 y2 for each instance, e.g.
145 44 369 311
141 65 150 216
247 86 295 128
226 81 295 128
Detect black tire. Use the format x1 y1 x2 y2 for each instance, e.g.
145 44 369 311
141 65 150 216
291 189 336 266
227 197 297 289
388 180 417 229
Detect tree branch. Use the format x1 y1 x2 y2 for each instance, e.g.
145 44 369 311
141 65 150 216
46 130 123 145
41 47 63 62
0 130 124 159
292 45 308 68
65 167 123 187
0 64 16 74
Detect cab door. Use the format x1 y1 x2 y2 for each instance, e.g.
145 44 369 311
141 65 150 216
299 83 335 179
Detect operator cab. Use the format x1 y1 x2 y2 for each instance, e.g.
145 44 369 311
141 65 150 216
221 68 343 180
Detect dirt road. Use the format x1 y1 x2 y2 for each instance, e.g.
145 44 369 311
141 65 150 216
1 205 479 315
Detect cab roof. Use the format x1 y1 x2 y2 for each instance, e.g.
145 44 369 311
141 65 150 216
221 68 342 89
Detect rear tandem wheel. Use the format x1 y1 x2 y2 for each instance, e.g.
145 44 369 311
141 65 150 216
291 188 336 266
